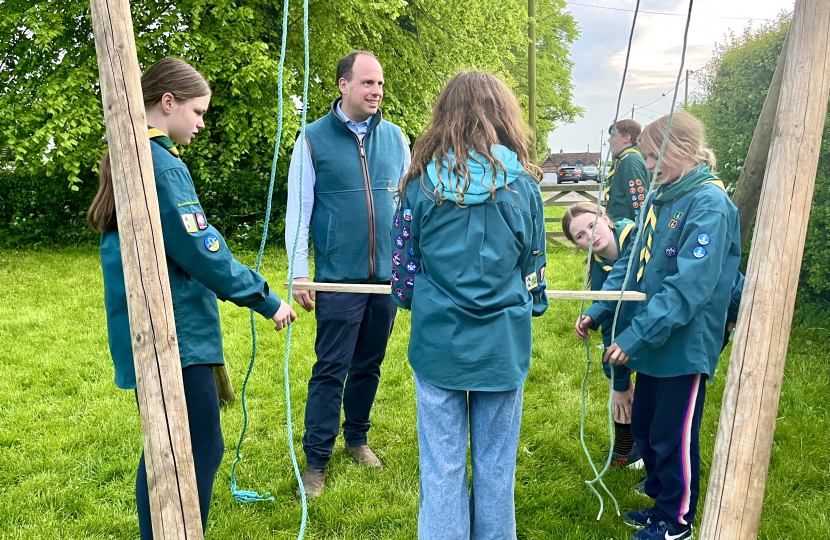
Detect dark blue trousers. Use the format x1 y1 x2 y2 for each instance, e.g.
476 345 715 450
303 292 396 469
631 372 707 527
136 365 224 539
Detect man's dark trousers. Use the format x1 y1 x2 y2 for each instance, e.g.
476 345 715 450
303 291 396 469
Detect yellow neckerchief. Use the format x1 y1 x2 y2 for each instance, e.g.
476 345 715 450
636 179 726 281
593 221 635 272
604 147 642 200
148 127 180 157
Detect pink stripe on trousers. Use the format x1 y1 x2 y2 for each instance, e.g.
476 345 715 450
678 374 701 525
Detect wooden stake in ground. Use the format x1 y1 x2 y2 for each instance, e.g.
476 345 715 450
214 363 236 405
731 32 789 246
700 1 830 538
89 0 204 537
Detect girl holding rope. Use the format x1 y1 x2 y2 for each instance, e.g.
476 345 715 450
562 202 641 468
391 71 548 540
575 111 741 540
88 58 296 539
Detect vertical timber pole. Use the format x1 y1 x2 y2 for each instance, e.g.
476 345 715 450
528 0 538 163
89 0 204 538
700 1 830 539
731 32 790 246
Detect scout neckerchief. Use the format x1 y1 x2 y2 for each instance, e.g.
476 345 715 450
148 127 180 158
604 146 642 202
594 220 635 272
637 164 725 281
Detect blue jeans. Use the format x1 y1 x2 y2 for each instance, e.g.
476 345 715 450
414 373 523 540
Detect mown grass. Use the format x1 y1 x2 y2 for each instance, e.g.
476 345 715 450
0 245 826 539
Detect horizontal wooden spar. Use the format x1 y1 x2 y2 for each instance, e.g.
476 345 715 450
284 282 646 301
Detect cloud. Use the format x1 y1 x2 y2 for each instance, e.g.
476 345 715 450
547 0 791 156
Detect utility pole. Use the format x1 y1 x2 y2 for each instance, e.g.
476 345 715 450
528 0 537 163
684 69 692 108
631 104 635 119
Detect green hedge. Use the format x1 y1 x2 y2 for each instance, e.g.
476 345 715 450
0 158 289 251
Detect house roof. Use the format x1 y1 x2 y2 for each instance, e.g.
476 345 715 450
541 151 602 172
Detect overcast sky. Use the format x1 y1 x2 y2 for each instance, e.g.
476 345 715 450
547 0 794 157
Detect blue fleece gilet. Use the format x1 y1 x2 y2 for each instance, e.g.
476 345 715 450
305 99 405 284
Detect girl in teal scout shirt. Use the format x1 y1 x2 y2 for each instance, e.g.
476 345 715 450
391 72 548 540
87 58 296 539
575 111 741 540
562 202 640 467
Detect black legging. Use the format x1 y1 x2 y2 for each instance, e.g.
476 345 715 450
135 364 224 539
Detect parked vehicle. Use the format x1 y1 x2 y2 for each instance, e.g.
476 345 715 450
581 166 599 182
558 166 581 184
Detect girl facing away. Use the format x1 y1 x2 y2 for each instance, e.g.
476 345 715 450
562 202 641 468
390 71 549 539
87 57 296 539
575 111 742 540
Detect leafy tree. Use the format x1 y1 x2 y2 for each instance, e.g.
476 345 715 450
0 0 579 247
689 14 828 306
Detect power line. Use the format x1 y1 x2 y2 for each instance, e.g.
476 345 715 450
564 1 777 21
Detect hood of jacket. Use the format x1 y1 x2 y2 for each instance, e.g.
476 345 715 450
426 144 525 205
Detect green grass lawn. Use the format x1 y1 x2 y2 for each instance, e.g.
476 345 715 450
0 246 827 539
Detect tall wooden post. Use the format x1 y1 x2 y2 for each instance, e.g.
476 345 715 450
700 1 830 539
731 32 789 246
89 0 204 538
528 0 538 163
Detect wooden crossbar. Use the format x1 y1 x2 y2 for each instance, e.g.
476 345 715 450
285 282 645 301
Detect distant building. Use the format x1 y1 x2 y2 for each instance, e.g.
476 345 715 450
541 149 601 173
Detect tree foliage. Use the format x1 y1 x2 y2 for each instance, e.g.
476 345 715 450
689 14 828 306
0 0 579 247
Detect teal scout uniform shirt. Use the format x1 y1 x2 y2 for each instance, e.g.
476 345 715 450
585 165 741 379
391 145 549 391
604 146 648 222
101 138 282 389
304 98 405 284
590 219 635 391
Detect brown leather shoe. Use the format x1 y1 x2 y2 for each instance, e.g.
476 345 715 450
298 466 326 500
346 444 383 469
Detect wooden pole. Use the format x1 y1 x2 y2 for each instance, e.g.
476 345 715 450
731 32 790 246
285 281 647 302
700 1 830 538
528 0 538 163
89 0 204 537
213 363 236 405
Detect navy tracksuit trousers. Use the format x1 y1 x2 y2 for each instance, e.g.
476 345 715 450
302 292 396 469
631 372 707 527
136 365 224 539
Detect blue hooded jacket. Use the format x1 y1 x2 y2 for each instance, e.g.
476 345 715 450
391 145 548 391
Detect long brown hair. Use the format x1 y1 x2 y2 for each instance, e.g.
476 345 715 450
398 71 542 206
87 58 211 232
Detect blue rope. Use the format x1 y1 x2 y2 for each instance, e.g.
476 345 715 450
575 0 695 522
610 0 695 346
575 0 641 521
229 0 310 535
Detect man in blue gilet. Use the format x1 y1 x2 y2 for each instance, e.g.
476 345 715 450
285 50 411 498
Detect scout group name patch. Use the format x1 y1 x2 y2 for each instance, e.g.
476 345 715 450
181 213 198 233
